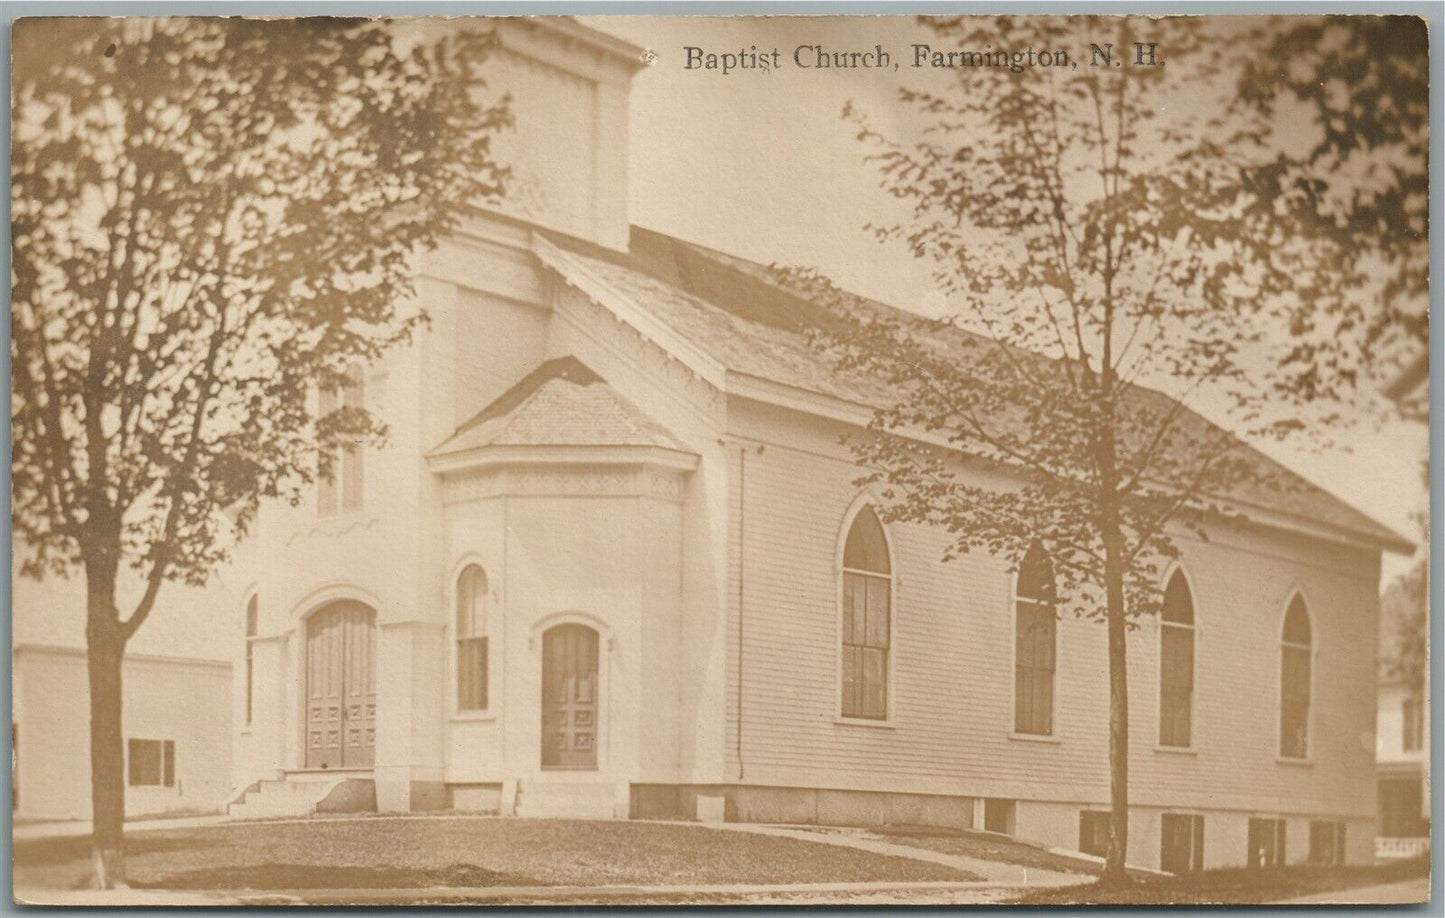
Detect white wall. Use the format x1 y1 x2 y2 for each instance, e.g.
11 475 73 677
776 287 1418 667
14 647 232 821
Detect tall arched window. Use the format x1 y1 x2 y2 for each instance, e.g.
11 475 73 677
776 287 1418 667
1280 594 1312 758
244 595 258 726
841 506 891 720
1014 544 1056 736
456 565 489 711
1158 570 1195 747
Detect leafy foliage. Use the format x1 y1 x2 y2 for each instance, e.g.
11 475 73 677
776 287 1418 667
1238 16 1429 410
776 14 1417 879
12 17 511 628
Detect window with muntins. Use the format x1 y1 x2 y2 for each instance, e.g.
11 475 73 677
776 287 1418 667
1279 595 1312 758
244 595 258 726
1159 571 1195 747
318 367 364 516
841 506 890 720
128 738 175 787
456 564 489 711
1015 544 1056 735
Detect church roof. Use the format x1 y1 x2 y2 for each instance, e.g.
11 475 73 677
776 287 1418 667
534 226 1411 554
432 356 692 457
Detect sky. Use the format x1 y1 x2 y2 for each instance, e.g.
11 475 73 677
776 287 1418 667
579 14 1428 584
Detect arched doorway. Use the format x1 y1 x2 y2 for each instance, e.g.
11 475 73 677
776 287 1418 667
305 601 376 769
541 624 599 769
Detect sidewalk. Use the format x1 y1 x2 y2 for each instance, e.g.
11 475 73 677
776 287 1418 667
1275 878 1431 905
13 813 232 841
708 823 1085 888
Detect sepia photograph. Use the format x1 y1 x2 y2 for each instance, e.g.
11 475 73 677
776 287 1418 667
8 8 1433 907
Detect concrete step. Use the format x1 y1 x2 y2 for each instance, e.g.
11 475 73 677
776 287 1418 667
514 781 620 820
228 777 342 819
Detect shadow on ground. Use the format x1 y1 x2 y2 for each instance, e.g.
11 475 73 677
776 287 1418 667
137 862 547 890
13 834 215 867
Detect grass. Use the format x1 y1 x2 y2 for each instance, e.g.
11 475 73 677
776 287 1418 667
867 824 1102 876
1009 857 1431 905
12 816 981 892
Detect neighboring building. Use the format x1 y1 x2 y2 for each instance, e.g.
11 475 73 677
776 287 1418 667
1376 574 1430 860
11 571 234 822
218 17 1410 873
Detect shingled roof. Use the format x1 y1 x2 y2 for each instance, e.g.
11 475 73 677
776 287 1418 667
433 356 693 457
533 226 1409 554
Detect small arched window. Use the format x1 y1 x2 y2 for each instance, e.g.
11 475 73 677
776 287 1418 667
456 565 489 711
1280 594 1312 758
841 506 890 720
244 595 258 726
1014 544 1056 736
1159 570 1195 748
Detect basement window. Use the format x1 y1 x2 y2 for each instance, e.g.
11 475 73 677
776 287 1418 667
128 739 175 788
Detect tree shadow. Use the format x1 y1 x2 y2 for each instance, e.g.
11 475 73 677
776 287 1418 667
14 834 213 868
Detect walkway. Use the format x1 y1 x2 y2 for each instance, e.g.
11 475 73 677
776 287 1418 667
1276 878 1431 905
707 822 1085 887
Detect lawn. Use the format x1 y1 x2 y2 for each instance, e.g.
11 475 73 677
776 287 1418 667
13 816 981 892
1009 857 1431 905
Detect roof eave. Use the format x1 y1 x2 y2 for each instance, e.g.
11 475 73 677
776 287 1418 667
428 442 700 477
726 371 1414 558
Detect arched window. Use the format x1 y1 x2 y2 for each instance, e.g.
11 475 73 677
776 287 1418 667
1280 594 1312 758
1159 570 1195 747
456 565 489 711
244 595 258 726
1014 544 1056 736
841 506 891 720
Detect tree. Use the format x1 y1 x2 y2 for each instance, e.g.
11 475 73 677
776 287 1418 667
1238 16 1429 418
11 17 509 887
778 15 1395 881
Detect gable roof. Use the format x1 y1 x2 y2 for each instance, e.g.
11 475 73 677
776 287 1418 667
532 226 1410 555
433 356 691 456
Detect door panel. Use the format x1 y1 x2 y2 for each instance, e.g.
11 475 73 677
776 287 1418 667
306 602 376 769
541 625 599 769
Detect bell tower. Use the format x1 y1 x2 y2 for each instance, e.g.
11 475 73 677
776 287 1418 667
481 18 644 251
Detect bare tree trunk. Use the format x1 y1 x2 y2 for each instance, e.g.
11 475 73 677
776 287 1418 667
1096 412 1131 884
85 567 128 889
1102 549 1130 882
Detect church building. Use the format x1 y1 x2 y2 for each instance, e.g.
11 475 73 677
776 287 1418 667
226 17 1408 872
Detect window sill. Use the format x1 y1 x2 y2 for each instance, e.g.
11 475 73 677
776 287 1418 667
451 712 497 724
834 716 895 730
1008 731 1062 744
1276 755 1313 766
1154 744 1197 755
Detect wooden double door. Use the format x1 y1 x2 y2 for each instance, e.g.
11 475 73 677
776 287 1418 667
305 601 376 769
541 624 599 769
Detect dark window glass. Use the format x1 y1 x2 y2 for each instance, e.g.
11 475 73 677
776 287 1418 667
841 508 890 720
1079 810 1111 858
1161 813 1205 874
457 565 489 711
1308 821 1346 865
1247 818 1286 868
128 739 175 787
1403 696 1423 752
1015 544 1056 735
1159 571 1196 748
842 507 890 574
1279 596 1312 758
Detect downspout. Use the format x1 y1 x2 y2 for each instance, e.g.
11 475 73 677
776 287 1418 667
736 443 746 782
